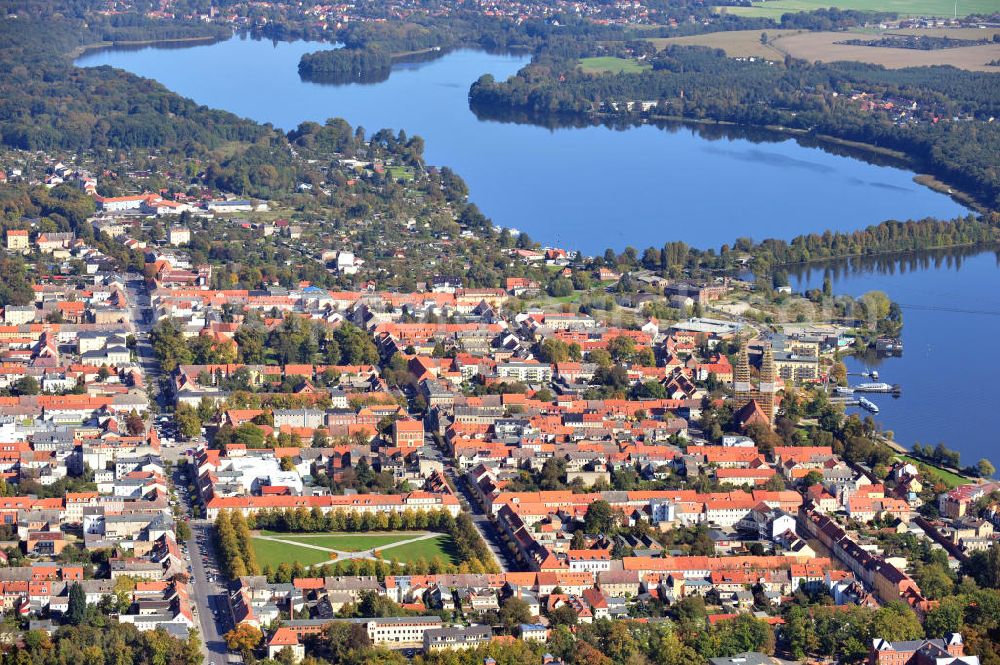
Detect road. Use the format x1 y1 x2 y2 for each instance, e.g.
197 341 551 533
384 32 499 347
187 519 236 665
126 275 236 663
443 465 515 573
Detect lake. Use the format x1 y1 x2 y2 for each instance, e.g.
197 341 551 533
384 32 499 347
76 36 998 465
75 35 970 255
789 248 1000 465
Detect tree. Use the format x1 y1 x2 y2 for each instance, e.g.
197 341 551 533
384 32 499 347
67 582 86 625
830 361 847 386
548 604 578 627
913 563 953 600
976 458 995 478
583 500 617 535
151 318 194 372
924 597 963 637
499 596 532 633
963 542 1000 589
801 470 823 487
125 410 145 437
14 375 39 396
176 520 192 542
871 602 923 643
224 624 263 657
175 403 201 440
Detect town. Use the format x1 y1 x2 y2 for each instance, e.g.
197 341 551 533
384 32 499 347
0 148 995 665
1 0 999 663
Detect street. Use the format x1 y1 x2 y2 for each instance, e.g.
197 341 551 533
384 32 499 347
126 274 237 664
443 466 515 573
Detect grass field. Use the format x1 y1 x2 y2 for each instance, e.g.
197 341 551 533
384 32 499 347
578 56 652 74
252 537 335 568
769 30 1000 71
647 29 804 60
258 531 417 551
714 0 999 19
377 533 460 565
387 166 414 181
250 531 460 568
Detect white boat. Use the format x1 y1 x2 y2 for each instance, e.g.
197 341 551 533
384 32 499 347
853 382 899 393
858 396 880 414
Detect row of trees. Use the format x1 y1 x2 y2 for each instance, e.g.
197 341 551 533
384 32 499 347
5 620 203 665
215 509 260 579
247 506 499 574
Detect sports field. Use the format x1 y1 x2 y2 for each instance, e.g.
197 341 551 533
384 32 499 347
251 530 460 568
714 0 998 19
578 56 652 74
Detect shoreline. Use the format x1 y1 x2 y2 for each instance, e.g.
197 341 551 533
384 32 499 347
629 112 985 214
68 37 993 273
68 34 226 60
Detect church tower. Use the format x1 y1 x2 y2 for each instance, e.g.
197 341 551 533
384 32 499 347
734 346 752 408
758 347 777 423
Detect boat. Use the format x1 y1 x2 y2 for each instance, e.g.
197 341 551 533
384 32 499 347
858 396 880 414
834 387 855 396
853 382 900 394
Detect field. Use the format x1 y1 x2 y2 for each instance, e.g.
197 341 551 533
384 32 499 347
251 530 459 569
387 165 414 181
578 56 652 74
257 531 416 551
374 533 460 565
251 537 334 568
646 29 805 60
769 30 1000 71
714 0 999 18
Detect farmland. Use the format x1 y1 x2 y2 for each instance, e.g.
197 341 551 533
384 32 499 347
647 26 1000 71
578 56 652 74
769 30 1000 71
714 0 999 18
646 29 805 60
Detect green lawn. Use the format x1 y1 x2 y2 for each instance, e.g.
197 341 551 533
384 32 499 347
378 533 460 565
258 531 417 552
251 537 336 568
578 56 652 74
714 0 996 18
896 454 967 489
251 531 459 568
388 166 414 181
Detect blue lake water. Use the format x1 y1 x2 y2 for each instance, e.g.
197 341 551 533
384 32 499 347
76 36 998 466
76 35 970 255
789 249 1000 465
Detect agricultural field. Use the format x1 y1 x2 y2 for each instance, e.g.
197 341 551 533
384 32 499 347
646 29 805 60
889 27 1000 39
578 56 652 74
714 0 998 19
769 30 1000 71
250 530 459 568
